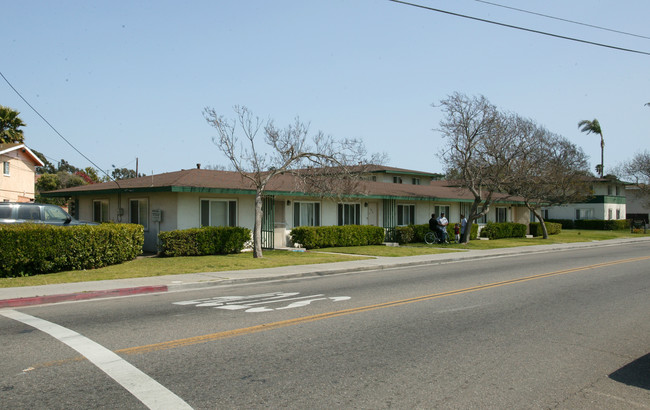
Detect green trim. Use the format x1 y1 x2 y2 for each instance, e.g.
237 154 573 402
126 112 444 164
585 195 626 204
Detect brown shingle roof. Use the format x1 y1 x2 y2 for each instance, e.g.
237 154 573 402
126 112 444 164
44 167 524 203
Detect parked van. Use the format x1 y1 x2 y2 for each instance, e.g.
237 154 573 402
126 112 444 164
0 202 97 226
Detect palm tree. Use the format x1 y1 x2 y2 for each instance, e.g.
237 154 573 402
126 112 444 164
0 105 26 144
578 118 604 178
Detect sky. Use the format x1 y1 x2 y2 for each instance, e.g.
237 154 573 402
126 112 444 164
2 0 649 178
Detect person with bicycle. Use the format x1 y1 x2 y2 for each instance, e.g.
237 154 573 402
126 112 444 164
428 213 440 243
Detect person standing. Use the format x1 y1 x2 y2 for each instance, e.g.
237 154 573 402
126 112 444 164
437 212 449 243
460 214 468 241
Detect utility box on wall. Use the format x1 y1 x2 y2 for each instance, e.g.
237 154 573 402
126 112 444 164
151 209 162 222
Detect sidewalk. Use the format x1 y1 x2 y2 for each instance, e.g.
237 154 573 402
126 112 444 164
1 237 648 307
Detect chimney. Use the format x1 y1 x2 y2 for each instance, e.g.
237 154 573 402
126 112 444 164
196 163 201 169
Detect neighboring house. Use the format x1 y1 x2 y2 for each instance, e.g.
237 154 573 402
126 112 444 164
0 143 44 202
624 184 649 224
44 165 531 252
543 176 626 222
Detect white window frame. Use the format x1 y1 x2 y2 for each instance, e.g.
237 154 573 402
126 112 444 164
338 203 361 226
293 201 320 227
2 161 9 176
397 204 415 226
393 176 402 184
411 178 420 185
200 198 237 227
93 199 109 223
129 198 149 230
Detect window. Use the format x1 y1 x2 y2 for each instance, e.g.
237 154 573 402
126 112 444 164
615 185 620 195
608 209 613 220
434 205 450 219
397 204 415 225
496 207 508 223
338 203 360 225
607 185 613 195
575 208 593 220
2 161 9 176
530 209 548 222
294 202 320 227
393 176 402 184
93 200 109 223
616 209 621 219
130 198 149 230
201 199 236 227
412 178 420 185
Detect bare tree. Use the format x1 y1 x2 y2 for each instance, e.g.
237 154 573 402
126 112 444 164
617 151 650 206
204 105 373 258
436 93 523 243
506 117 591 238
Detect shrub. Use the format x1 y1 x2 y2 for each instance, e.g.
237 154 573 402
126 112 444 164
394 226 415 244
480 222 527 239
290 225 385 249
529 222 562 237
548 219 630 231
0 223 143 278
158 226 251 257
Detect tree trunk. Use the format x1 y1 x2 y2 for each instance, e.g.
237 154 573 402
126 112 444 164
528 205 548 239
253 191 264 258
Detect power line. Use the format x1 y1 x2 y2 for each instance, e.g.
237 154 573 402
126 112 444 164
474 0 650 40
389 0 650 56
0 70 113 180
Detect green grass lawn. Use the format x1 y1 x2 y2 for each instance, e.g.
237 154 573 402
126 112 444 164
1 229 647 288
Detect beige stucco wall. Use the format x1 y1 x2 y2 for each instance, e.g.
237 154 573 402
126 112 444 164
1 150 38 202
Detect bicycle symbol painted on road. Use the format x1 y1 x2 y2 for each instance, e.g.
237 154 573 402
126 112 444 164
173 292 351 313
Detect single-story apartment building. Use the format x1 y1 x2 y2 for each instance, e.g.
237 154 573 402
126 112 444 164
45 165 532 252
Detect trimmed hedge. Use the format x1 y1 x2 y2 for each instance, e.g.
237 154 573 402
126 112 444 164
290 225 385 249
0 223 144 278
480 222 527 239
158 226 251 257
547 219 630 230
395 226 415 244
529 222 562 237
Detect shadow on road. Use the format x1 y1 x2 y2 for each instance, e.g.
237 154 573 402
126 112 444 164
609 353 650 390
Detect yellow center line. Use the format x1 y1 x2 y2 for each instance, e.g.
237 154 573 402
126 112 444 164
117 255 650 356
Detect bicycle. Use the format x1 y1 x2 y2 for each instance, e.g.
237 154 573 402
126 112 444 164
424 230 440 244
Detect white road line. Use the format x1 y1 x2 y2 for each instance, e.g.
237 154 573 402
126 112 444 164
1 309 192 410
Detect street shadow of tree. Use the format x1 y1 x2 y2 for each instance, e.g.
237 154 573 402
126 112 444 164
608 353 650 390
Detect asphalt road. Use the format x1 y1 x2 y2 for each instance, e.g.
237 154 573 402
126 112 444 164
1 243 649 409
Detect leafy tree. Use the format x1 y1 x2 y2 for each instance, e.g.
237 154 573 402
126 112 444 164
111 167 141 180
0 105 26 144
578 119 604 178
204 105 374 258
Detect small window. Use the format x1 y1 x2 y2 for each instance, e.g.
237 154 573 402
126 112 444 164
393 176 402 184
412 178 420 185
397 204 415 225
2 161 9 176
576 208 593 220
130 198 149 230
338 203 361 225
293 202 320 227
93 200 109 223
200 199 237 227
496 207 507 223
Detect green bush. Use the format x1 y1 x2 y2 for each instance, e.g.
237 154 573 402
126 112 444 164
290 225 385 249
0 223 143 278
158 226 251 257
547 219 629 230
395 226 415 244
480 222 527 239
529 222 562 236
